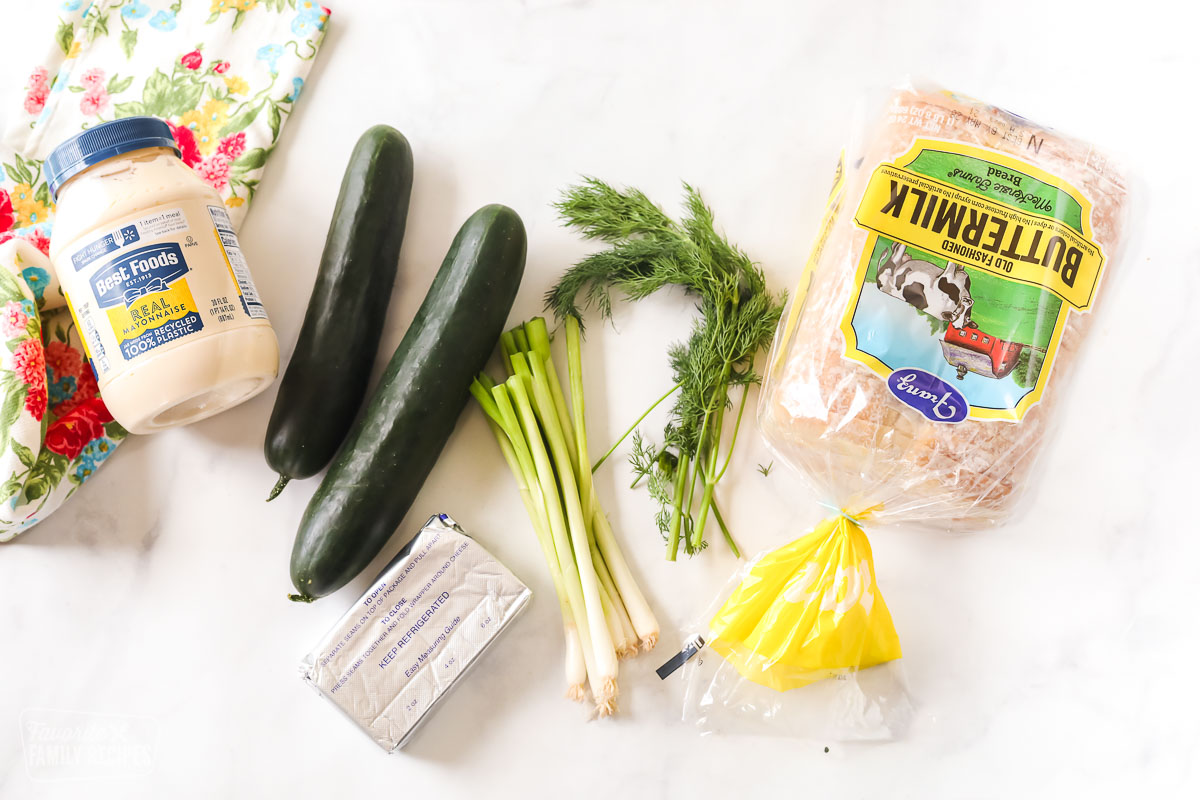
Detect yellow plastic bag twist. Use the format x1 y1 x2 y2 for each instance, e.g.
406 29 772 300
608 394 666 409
706 506 901 692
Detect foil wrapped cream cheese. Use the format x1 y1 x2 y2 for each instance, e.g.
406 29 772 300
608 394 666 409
300 515 531 751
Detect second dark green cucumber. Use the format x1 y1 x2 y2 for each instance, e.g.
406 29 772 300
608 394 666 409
264 125 414 499
289 205 527 601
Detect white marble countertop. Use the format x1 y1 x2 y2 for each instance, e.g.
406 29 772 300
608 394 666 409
2 0 1196 796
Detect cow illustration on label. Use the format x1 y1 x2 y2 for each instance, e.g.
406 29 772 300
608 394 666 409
870 240 1035 382
874 241 974 330
89 242 205 361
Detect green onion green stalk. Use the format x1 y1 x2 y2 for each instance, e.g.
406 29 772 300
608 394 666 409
471 317 658 716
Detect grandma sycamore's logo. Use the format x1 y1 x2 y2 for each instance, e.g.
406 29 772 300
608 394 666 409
90 243 189 309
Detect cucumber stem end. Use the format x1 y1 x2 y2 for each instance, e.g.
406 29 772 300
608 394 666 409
267 475 290 501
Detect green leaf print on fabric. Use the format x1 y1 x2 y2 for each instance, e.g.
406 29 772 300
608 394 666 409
219 102 261 137
141 68 174 115
232 147 267 171
83 8 111 42
113 100 147 116
267 102 281 141
22 452 69 503
11 441 34 470
0 270 26 305
106 73 135 95
120 28 139 59
56 20 75 55
0 473 22 503
167 81 205 118
0 382 26 452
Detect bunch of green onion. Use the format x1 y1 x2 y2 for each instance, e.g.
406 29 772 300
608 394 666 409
471 316 658 716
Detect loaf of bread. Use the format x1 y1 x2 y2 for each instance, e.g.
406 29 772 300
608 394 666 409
760 84 1128 526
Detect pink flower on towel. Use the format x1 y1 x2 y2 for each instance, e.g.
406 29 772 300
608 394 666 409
27 66 48 90
25 382 47 422
24 89 48 115
1 301 29 338
0 229 51 257
26 230 50 256
23 67 50 115
195 154 232 192
80 87 110 117
12 338 47 422
79 68 106 88
216 132 245 160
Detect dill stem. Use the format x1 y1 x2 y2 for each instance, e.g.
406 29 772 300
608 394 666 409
666 451 690 561
691 376 730 551
592 381 682 474
713 383 750 484
681 439 707 556
592 383 681 474
680 376 722 551
687 364 731 551
710 497 740 558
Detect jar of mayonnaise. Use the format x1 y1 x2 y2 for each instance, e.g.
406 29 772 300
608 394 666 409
46 117 278 434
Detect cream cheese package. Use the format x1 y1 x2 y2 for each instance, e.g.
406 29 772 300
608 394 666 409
300 515 531 752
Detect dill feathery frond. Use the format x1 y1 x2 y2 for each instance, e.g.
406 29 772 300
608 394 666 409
549 178 785 556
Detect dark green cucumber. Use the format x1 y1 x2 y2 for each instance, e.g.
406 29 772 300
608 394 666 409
264 125 414 500
289 205 527 601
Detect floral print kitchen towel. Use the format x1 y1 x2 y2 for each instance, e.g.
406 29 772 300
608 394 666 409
0 0 331 541
7 0 331 227
0 238 124 541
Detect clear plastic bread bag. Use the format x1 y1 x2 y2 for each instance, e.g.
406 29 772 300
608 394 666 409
678 79 1130 738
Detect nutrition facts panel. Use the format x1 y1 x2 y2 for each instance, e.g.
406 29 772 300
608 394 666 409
208 205 268 320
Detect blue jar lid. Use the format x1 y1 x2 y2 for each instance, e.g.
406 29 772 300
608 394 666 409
44 116 180 201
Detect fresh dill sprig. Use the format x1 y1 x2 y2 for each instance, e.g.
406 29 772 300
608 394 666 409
548 178 784 561
757 462 773 477
628 430 710 555
629 431 673 538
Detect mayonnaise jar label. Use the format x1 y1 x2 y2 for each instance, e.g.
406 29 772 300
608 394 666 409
60 198 268 380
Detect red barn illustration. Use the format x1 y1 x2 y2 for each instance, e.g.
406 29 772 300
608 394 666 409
940 325 1025 380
